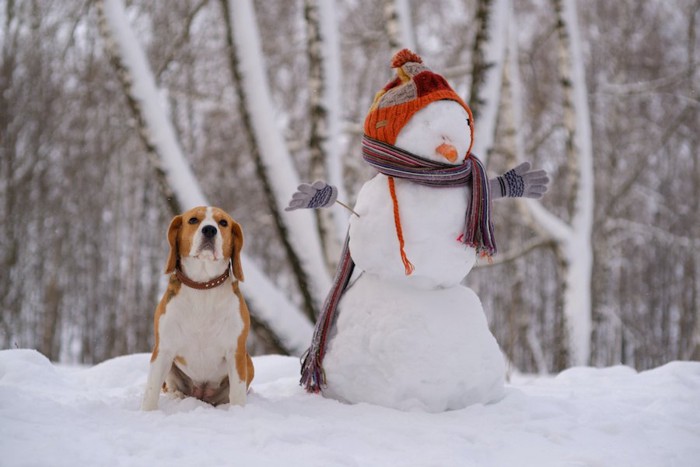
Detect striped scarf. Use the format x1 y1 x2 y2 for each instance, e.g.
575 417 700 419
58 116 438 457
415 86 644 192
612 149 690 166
300 135 496 393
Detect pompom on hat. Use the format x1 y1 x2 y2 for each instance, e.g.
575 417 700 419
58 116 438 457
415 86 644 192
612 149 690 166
364 49 475 157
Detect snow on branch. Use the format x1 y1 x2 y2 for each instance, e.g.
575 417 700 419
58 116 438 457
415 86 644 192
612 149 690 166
97 0 207 212
222 0 331 318
470 0 510 163
317 0 349 242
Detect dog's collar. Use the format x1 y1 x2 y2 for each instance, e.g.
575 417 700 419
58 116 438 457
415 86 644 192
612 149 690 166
175 264 231 290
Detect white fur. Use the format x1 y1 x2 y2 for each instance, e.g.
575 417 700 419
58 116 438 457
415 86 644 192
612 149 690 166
141 283 246 410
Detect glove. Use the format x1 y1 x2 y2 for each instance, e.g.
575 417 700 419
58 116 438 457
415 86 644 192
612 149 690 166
490 162 549 199
285 180 338 211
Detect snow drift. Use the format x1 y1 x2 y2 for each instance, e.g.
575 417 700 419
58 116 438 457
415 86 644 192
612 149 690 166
1 349 699 466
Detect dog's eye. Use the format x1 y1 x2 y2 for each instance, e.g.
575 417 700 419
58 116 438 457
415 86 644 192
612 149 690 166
218 219 228 227
188 217 199 225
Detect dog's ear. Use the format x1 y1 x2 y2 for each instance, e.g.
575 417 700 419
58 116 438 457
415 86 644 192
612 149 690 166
230 220 245 281
165 215 183 274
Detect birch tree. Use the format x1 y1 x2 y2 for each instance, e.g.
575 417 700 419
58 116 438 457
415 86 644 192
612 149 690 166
96 0 313 355
220 0 331 321
318 0 348 242
468 0 510 163
304 0 344 267
525 0 595 367
4 0 697 368
495 3 551 374
383 0 416 51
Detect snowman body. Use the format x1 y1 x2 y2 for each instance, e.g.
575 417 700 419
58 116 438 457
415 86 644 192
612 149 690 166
347 175 474 289
321 101 505 411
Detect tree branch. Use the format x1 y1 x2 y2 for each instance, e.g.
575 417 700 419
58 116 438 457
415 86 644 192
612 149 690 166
476 236 553 267
154 0 210 82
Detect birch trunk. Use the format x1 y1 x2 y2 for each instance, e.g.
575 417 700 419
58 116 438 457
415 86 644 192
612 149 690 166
318 0 349 243
526 0 594 367
97 0 313 355
304 0 343 269
468 0 509 164
97 0 207 214
495 0 593 368
221 0 332 321
383 0 416 51
498 16 548 375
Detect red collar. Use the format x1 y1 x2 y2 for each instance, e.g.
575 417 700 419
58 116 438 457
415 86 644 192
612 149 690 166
175 265 230 290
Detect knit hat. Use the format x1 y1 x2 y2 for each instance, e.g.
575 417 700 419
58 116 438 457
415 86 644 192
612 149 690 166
364 49 475 157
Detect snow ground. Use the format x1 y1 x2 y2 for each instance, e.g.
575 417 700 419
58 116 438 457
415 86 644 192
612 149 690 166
1 349 699 467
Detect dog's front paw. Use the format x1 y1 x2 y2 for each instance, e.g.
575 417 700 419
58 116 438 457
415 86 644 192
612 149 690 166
228 383 247 407
141 393 160 411
141 401 158 411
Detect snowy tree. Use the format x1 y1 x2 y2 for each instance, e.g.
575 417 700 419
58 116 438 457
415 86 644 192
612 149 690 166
383 0 416 51
220 0 331 321
520 0 594 367
96 0 313 355
303 0 345 268
467 0 510 163
2 0 697 369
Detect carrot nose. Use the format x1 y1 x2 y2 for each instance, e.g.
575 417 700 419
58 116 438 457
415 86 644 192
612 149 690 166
436 143 458 163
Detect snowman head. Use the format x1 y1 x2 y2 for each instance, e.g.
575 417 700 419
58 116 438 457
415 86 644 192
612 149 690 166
364 49 474 160
395 100 472 165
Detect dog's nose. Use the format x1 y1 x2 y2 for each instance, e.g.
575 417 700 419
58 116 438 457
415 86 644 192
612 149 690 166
201 225 217 239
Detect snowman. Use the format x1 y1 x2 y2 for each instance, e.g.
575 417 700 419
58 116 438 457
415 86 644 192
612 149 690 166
287 50 548 412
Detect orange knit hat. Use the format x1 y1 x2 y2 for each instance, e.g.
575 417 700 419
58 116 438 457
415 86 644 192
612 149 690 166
364 49 474 156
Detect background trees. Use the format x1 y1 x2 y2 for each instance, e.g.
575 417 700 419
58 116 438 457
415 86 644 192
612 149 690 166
1 0 697 372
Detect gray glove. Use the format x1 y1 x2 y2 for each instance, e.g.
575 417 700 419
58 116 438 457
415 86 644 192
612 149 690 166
285 180 338 211
490 162 549 199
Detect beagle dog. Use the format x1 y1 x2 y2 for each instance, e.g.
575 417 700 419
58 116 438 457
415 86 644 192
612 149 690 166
141 206 254 410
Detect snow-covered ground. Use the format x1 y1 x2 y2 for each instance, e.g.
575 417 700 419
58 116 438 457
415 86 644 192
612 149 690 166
1 349 699 467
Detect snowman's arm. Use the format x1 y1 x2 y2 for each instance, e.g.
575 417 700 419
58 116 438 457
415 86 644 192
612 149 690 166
489 162 549 200
285 180 360 217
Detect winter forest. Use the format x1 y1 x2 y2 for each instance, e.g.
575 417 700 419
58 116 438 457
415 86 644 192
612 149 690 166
1 0 698 375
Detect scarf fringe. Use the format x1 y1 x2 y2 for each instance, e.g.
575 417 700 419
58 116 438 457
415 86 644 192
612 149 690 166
300 349 325 393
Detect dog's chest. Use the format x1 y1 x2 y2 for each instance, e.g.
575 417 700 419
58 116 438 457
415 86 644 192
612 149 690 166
159 285 243 381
